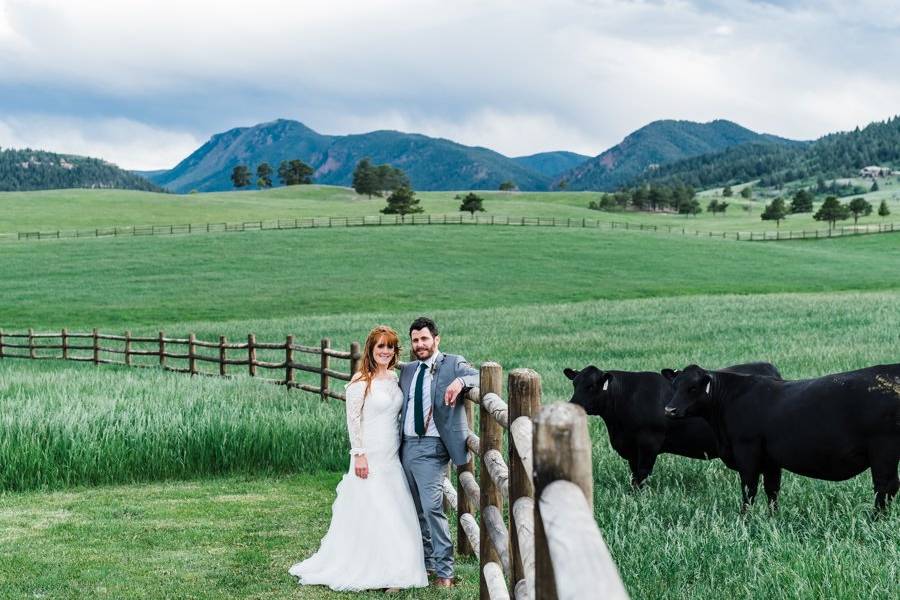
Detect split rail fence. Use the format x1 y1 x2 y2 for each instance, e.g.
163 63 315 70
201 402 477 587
2 213 897 243
441 363 628 600
0 328 361 401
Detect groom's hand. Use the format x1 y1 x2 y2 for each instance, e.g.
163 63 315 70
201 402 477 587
444 378 464 407
354 455 369 479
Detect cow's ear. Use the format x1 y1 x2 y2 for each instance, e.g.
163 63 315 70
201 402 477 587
661 369 678 381
563 368 579 381
600 372 612 391
701 373 713 395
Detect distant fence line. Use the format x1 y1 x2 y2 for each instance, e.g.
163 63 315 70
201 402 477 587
1 213 897 243
0 328 361 401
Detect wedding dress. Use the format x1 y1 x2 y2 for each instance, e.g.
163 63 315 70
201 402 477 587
289 373 428 591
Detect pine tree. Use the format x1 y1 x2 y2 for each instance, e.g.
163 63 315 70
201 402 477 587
459 192 485 216
230 165 251 188
256 163 273 188
352 158 379 198
878 199 891 219
813 196 850 229
789 189 814 213
761 197 788 227
847 197 872 225
381 185 423 221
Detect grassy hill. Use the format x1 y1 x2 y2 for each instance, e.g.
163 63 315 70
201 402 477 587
2 185 898 235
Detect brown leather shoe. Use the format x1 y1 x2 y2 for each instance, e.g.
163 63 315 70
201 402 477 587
434 577 454 588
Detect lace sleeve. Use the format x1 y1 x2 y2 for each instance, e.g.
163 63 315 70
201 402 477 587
345 380 366 456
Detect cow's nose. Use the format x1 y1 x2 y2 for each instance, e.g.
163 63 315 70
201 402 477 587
664 406 677 418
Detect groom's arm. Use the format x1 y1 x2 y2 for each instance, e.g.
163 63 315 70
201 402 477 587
444 355 479 406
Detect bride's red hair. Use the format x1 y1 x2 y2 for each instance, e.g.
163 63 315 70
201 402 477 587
355 325 401 399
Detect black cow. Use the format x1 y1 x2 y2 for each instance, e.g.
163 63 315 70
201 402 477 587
564 362 781 488
664 364 900 512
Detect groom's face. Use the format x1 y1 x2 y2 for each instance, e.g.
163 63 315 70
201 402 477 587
410 328 440 361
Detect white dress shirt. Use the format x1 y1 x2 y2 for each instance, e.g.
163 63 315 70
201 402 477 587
404 353 441 437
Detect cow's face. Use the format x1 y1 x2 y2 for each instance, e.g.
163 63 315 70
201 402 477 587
665 365 712 418
564 366 611 416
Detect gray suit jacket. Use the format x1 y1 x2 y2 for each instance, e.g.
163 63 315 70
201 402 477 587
399 352 479 466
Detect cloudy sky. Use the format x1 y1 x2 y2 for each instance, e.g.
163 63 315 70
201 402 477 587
1 0 899 170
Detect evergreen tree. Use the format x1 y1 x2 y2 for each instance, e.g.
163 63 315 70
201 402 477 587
740 186 752 199
813 196 850 229
847 197 872 225
722 185 733 197
678 197 702 217
374 164 409 195
499 180 517 191
871 180 880 192
352 158 379 198
761 197 788 227
789 189 814 213
231 165 251 188
277 159 314 185
459 192 485 216
256 163 273 188
381 184 423 221
878 199 891 219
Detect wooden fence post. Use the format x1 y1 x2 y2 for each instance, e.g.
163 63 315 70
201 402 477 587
219 336 227 376
0 328 5 359
457 393 476 557
188 333 197 376
125 330 132 366
533 403 594 600
320 338 331 401
479 362 503 600
159 331 166 368
285 335 295 387
28 328 35 359
349 341 362 377
92 328 99 365
509 369 541 597
248 334 257 377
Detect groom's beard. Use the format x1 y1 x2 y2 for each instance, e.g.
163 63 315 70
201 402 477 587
413 344 436 360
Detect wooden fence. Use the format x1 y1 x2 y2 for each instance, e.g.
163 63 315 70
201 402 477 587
441 362 629 599
0 328 362 401
2 213 897 243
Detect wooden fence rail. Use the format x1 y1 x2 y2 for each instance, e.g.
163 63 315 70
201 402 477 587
440 363 629 599
0 328 362 401
1 213 896 244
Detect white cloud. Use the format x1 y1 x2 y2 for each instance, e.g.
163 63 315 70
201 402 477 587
0 115 200 170
1 0 899 165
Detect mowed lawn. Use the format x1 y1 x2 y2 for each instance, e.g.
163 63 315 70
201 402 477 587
1 185 898 235
1 224 899 329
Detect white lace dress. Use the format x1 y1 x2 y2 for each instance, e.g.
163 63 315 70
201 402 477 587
289 373 428 591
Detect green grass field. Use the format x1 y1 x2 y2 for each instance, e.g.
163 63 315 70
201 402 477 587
1 225 899 328
2 189 899 598
2 184 898 236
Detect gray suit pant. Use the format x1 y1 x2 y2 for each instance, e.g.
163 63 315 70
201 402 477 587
401 435 453 578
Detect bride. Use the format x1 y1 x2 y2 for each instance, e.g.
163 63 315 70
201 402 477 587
289 325 428 592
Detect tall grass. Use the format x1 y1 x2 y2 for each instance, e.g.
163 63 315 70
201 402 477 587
2 289 898 493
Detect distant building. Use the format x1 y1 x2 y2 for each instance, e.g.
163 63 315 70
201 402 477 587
859 165 894 178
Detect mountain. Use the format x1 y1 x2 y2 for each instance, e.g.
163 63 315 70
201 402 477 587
148 119 552 193
629 116 900 190
555 119 799 191
512 151 591 178
0 148 163 192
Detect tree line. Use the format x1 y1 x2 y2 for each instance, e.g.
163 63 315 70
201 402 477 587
0 148 163 192
230 159 314 188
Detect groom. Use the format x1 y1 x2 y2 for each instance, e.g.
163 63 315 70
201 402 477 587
399 317 478 588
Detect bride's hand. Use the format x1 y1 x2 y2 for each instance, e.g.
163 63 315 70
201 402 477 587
354 455 369 479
